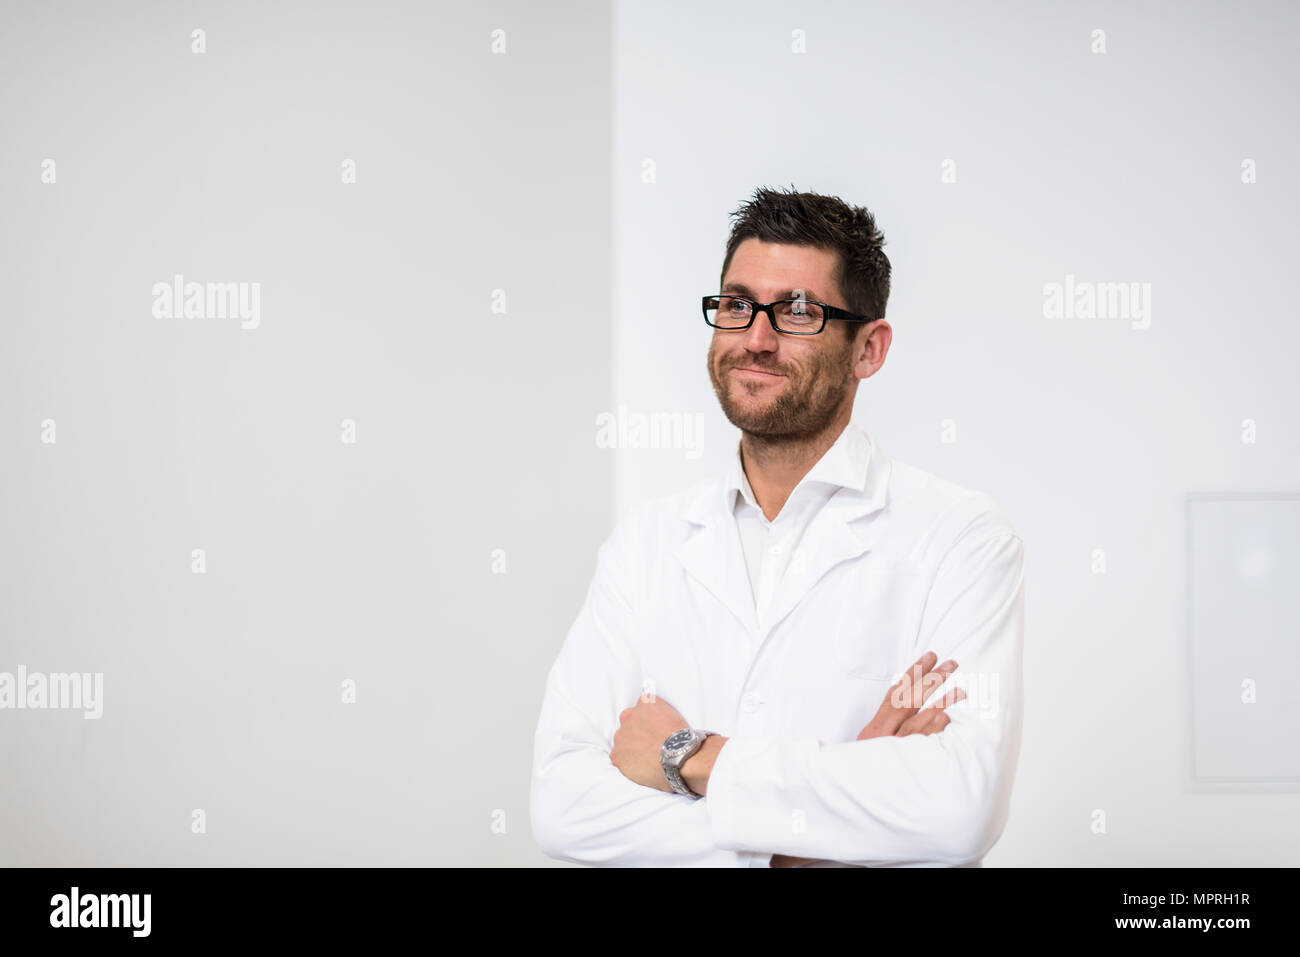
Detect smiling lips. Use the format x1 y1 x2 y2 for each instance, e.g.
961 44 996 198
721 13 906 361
733 366 784 378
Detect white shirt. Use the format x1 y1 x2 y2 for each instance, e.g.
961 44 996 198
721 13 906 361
731 433 853 631
530 417 1025 867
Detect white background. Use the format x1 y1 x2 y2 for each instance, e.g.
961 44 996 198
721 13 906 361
612 0 1300 865
2 0 1297 867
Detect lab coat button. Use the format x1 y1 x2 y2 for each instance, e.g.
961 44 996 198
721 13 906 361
741 692 762 713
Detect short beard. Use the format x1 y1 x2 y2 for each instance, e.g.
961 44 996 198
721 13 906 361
707 336 855 441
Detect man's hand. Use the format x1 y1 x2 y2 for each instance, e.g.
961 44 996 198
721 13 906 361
609 693 693 793
771 651 964 867
857 650 965 740
614 652 966 865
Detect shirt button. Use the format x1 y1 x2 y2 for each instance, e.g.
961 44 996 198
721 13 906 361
769 543 783 556
741 692 763 713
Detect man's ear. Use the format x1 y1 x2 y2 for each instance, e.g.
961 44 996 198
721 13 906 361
854 322 876 360
853 320 890 378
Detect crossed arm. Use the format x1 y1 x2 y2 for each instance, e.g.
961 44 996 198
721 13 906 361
609 651 969 866
530 514 1025 867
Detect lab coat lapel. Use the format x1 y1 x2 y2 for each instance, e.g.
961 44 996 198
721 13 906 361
673 486 761 636
760 479 890 637
672 434 893 642
755 430 892 637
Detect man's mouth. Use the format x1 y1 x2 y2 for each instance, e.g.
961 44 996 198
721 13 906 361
732 366 784 378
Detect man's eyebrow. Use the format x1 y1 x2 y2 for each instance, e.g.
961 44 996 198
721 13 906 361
721 281 827 302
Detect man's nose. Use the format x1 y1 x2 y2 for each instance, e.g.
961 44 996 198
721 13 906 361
740 307 780 352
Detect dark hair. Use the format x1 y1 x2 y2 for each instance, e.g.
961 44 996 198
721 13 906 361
719 185 891 340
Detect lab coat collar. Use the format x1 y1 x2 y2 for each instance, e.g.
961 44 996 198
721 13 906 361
674 418 892 639
721 416 873 515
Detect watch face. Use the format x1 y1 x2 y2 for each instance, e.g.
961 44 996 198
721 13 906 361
664 729 693 751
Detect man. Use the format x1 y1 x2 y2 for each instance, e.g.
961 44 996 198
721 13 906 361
530 186 1025 867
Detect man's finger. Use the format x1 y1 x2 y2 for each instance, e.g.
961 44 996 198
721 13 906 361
867 652 934 735
896 687 966 736
906 663 957 709
881 654 959 719
899 652 941 706
898 708 948 737
894 656 958 709
933 684 966 711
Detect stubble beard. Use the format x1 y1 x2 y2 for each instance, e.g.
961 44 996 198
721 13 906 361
707 337 855 441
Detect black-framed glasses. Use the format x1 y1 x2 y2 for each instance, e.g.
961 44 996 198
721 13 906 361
702 294 875 335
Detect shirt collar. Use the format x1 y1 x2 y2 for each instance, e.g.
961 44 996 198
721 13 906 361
723 417 873 514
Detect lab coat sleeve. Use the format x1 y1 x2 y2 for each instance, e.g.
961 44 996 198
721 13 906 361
704 517 1026 865
530 509 751 866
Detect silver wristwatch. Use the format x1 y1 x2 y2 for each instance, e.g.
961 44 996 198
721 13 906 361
660 728 715 797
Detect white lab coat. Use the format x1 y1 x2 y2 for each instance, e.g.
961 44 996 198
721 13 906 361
530 420 1025 867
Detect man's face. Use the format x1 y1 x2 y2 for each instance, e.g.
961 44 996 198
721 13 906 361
707 239 861 439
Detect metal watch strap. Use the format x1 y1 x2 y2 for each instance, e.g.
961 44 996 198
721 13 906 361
663 729 715 797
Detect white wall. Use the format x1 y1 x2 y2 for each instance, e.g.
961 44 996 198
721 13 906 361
0 0 613 866
3 0 1295 870
612 0 1300 864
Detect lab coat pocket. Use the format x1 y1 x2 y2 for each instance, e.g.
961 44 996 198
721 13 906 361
829 557 930 681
